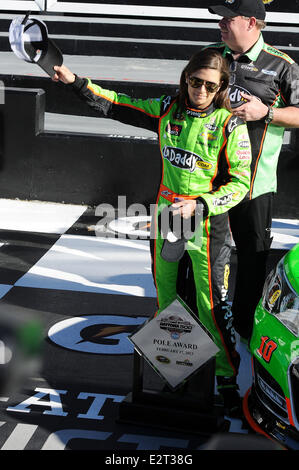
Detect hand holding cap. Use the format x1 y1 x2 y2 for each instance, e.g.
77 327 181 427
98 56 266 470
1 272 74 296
9 12 63 77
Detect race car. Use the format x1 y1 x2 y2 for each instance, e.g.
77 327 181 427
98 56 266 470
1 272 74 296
243 243 299 450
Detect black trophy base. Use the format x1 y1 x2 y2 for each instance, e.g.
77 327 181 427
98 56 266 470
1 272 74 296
118 391 228 435
117 353 229 435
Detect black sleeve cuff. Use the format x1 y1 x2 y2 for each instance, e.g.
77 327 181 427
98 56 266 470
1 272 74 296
195 197 209 218
70 75 88 92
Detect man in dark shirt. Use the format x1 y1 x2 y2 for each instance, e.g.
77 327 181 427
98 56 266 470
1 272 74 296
207 0 299 341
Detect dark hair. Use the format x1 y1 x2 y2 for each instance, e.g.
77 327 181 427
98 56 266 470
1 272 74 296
177 48 232 114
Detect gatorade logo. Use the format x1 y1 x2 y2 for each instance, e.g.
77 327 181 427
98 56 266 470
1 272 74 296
48 315 146 355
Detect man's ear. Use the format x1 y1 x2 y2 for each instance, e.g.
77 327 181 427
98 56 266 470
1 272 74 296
248 16 257 31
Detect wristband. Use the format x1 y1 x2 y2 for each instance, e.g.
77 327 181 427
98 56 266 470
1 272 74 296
265 105 274 124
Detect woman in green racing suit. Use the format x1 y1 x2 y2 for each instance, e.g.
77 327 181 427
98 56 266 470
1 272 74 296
52 49 251 415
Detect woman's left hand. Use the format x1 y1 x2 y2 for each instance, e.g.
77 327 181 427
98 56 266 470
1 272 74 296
171 198 197 219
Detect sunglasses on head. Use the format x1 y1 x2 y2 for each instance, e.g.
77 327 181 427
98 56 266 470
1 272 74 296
188 76 220 93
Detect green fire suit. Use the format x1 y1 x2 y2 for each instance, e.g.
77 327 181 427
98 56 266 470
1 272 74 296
71 77 252 377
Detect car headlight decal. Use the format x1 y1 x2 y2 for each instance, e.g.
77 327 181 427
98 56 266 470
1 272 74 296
262 258 299 337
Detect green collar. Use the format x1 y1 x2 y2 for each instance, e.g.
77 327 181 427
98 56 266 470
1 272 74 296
224 34 264 62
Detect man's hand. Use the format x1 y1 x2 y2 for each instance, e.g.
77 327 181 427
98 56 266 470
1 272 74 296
52 65 76 84
232 92 268 121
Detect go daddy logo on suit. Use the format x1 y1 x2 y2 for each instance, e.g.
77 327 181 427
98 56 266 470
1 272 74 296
48 315 146 354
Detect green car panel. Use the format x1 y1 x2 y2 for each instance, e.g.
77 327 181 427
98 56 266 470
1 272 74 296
247 243 299 445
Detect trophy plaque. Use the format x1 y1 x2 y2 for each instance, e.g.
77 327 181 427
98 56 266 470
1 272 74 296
129 298 219 390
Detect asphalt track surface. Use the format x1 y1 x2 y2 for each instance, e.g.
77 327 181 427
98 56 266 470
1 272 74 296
0 199 297 455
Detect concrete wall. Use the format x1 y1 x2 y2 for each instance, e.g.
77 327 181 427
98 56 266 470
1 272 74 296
0 87 161 207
